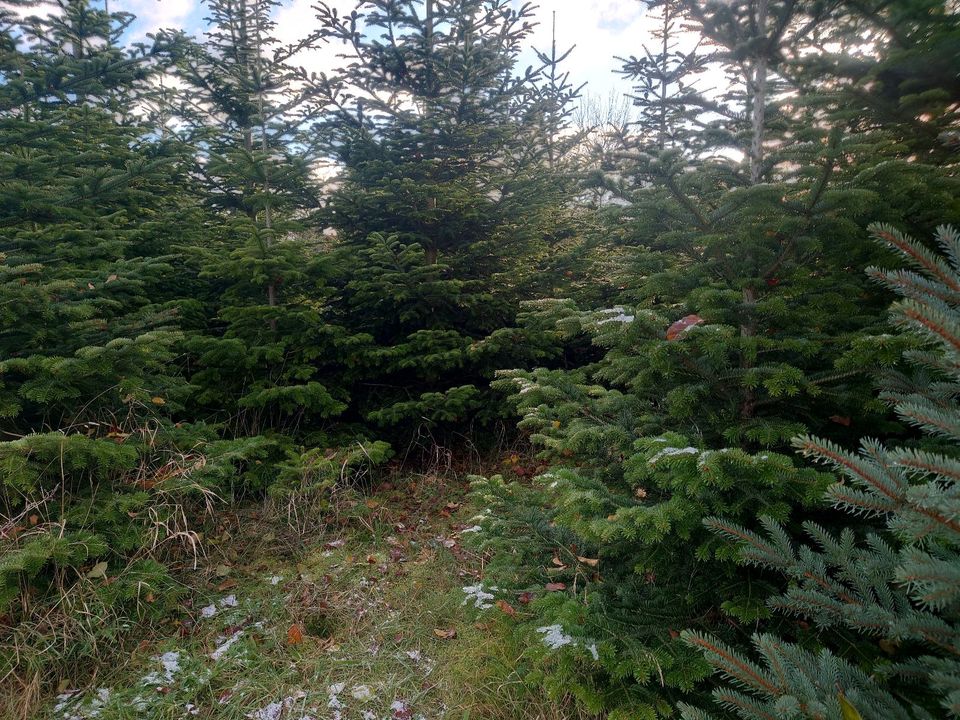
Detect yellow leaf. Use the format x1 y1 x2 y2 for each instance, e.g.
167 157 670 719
577 556 600 567
839 692 864 720
551 420 561 429
151 396 166 405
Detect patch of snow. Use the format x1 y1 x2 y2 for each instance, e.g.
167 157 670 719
460 525 482 533
361 712 377 720
141 651 181 686
461 584 498 609
269 575 284 585
537 624 575 650
351 685 374 701
587 643 599 660
404 649 423 663
648 446 699 465
221 594 238 607
185 704 199 716
249 702 284 720
210 632 243 661
200 603 217 618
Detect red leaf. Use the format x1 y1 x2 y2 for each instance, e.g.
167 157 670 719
518 591 533 604
545 582 566 592
829 415 852 426
666 314 704 341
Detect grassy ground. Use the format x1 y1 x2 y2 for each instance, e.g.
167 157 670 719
26 473 590 720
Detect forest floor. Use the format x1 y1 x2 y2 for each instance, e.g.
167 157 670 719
34 472 583 720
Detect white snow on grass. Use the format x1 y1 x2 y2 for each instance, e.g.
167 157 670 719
537 624 575 650
460 525 482 533
268 575 284 585
351 684 374 701
327 683 346 710
54 687 111 720
199 593 240 619
210 632 243 661
141 651 181 686
461 583 498 609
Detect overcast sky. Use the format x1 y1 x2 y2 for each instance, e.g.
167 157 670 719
118 0 658 104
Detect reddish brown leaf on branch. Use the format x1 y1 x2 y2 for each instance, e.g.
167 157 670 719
666 314 704 340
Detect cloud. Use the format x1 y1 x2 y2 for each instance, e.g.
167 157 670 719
122 0 197 39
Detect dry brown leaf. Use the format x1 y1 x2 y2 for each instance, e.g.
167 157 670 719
495 599 517 617
545 582 566 592
432 627 457 640
577 556 600 567
287 624 303 645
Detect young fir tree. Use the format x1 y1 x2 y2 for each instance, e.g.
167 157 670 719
168 0 354 444
0 0 215 682
684 224 960 720
313 0 579 448
470 1 959 716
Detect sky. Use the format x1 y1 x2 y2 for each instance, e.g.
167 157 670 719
115 0 659 105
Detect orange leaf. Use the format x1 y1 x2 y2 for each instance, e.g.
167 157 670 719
287 624 303 645
666 314 704 341
495 599 517 617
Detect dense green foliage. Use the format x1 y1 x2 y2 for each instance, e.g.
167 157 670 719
1 0 958 716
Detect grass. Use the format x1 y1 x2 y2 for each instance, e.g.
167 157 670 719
23 473 594 720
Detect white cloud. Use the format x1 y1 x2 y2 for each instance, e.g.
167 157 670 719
120 0 195 38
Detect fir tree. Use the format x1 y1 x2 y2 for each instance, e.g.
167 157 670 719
0 0 207 681
685 223 960 720
168 0 353 438
314 0 579 447
469 1 959 716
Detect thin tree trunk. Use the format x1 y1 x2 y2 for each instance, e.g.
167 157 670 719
741 0 769 420
749 0 769 185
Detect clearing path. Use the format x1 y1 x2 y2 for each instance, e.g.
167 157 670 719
45 475 572 720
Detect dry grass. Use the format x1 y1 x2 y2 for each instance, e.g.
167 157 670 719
17 470 595 720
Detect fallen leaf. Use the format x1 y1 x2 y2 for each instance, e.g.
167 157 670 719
433 627 457 639
495 599 516 617
214 564 231 577
830 415 852 426
287 624 303 645
666 314 704 341
106 274 118 283
551 556 566 567
518 591 533 604
577 556 600 568
216 578 238 591
86 561 108 579
545 582 566 592
151 396 166 405
29 514 38 526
